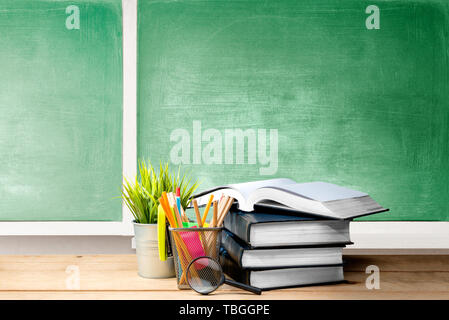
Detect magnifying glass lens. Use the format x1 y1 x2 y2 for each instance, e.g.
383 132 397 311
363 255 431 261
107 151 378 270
186 257 223 295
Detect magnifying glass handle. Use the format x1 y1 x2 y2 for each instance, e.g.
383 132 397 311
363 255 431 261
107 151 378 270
224 278 262 295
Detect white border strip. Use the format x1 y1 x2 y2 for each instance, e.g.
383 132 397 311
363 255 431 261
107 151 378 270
0 222 131 236
0 0 136 236
120 0 137 235
1 220 449 247
348 222 449 249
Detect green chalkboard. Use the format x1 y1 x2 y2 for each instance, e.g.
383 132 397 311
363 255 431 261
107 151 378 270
138 0 449 221
0 0 122 221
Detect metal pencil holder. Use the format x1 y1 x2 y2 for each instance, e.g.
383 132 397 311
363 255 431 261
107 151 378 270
169 227 222 289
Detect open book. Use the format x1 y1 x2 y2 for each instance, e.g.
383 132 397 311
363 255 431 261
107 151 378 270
192 178 388 220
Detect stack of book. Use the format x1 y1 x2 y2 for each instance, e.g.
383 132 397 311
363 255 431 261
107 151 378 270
194 179 388 290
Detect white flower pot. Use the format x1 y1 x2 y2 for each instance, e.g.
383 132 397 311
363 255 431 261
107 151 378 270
133 222 175 279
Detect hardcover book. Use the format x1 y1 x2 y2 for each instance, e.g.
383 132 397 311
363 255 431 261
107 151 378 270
222 230 345 269
223 208 351 248
220 250 345 290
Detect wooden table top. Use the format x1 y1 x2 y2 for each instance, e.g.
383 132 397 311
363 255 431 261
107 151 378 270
0 254 448 300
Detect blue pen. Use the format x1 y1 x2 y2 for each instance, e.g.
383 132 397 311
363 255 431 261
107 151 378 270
176 196 182 216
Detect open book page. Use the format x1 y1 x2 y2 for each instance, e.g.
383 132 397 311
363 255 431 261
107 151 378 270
269 181 368 202
228 178 296 200
192 178 296 208
194 179 385 218
249 182 385 219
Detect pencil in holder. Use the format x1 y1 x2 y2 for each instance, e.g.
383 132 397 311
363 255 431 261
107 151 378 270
169 227 222 289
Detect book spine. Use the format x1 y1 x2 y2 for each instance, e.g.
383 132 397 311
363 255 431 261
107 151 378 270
223 209 252 244
221 231 245 268
220 251 251 285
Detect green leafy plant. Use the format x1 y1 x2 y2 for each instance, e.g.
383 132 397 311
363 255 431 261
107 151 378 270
121 160 199 224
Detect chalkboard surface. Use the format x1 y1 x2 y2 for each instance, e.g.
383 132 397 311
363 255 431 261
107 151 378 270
138 0 449 221
0 0 122 221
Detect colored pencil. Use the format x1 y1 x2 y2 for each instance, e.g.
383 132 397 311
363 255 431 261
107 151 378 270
201 194 214 226
159 196 175 228
172 198 183 227
160 195 198 284
170 192 183 227
164 192 179 227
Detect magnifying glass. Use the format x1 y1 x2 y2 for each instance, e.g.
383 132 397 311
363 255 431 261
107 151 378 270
186 256 262 295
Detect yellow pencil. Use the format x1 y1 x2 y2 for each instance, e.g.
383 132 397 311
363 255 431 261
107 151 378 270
201 195 214 226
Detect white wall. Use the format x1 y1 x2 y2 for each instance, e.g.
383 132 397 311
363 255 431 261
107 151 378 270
0 236 135 254
2 236 449 254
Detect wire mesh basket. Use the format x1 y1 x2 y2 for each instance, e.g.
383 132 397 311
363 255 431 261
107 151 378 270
169 227 222 289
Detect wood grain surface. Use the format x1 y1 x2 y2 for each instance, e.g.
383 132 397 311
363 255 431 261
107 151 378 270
0 254 448 299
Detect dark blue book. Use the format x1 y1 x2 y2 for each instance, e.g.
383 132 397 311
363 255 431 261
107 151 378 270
223 207 351 248
221 229 346 269
220 249 345 290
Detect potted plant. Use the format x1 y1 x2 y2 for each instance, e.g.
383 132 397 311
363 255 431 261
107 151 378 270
121 160 199 278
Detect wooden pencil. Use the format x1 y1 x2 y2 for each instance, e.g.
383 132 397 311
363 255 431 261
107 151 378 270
211 201 218 227
181 206 189 223
217 197 235 227
217 196 230 223
192 199 203 227
218 195 229 219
